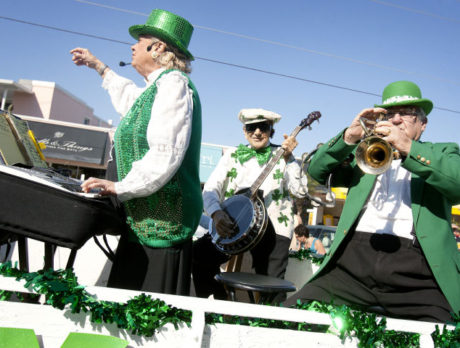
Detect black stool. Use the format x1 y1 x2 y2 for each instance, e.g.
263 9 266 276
215 272 296 304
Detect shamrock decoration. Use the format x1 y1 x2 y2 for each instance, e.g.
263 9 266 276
273 169 283 184
271 189 283 205
278 212 289 226
226 168 237 182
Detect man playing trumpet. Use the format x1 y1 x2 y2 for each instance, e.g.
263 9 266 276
284 81 460 323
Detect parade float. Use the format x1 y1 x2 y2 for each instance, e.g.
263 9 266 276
0 110 458 347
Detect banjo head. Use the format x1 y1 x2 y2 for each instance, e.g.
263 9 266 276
210 194 268 255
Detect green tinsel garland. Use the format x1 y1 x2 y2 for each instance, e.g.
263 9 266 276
206 301 421 347
289 248 325 265
431 320 460 348
302 301 420 347
0 262 191 337
0 262 458 347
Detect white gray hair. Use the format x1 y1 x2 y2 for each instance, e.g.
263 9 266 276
150 38 191 74
416 107 427 123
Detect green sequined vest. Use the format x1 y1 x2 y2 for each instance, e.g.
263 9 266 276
114 69 203 248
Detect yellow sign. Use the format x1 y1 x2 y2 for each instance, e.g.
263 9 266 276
331 187 348 200
452 205 460 216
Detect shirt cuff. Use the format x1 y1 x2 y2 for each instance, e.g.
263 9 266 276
205 201 222 217
114 181 131 202
101 70 116 89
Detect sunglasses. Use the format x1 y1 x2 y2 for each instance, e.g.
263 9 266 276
245 122 271 133
384 107 421 121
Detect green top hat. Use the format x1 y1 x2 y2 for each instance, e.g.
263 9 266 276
129 9 194 60
374 80 433 116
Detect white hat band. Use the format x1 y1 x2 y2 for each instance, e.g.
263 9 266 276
382 95 420 105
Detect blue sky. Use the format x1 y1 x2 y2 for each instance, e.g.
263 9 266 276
1 0 459 155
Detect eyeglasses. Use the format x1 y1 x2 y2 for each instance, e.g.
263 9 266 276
384 107 420 121
245 122 271 133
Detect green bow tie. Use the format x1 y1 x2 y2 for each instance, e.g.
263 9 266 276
233 144 272 165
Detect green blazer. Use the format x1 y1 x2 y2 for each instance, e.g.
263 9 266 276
307 129 460 316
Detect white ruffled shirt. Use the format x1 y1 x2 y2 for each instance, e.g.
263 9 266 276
355 159 414 239
102 68 194 202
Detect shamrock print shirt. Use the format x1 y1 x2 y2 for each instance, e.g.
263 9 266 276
203 144 308 239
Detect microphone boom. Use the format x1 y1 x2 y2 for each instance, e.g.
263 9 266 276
119 61 131 66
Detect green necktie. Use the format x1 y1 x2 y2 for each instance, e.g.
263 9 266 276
233 144 272 165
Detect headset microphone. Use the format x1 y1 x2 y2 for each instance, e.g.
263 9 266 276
119 61 131 67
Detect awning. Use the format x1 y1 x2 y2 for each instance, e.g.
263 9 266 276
0 79 33 110
26 120 110 166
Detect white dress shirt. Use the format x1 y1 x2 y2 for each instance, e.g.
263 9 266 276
356 159 414 239
102 68 194 202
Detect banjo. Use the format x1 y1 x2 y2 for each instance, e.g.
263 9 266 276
210 111 321 255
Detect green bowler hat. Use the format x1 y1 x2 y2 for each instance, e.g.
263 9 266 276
375 80 433 116
129 9 194 60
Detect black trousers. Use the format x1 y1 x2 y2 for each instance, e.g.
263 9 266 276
283 231 454 323
107 234 192 295
192 220 291 302
105 149 192 295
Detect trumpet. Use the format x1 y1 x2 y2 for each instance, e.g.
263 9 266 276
355 116 398 175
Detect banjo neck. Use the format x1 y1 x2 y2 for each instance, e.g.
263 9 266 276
248 116 316 199
249 146 285 199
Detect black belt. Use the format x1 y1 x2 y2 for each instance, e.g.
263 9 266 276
353 231 421 251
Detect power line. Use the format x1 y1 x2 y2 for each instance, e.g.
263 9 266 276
200 57 460 114
193 24 457 84
197 57 381 97
0 15 459 115
73 0 459 86
0 16 131 46
77 0 460 24
369 0 460 24
74 0 148 17
0 15 375 98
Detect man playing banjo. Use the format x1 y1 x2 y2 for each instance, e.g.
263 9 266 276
192 108 308 302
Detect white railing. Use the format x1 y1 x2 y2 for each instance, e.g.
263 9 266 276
0 274 450 348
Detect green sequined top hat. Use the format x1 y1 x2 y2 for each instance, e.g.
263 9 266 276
374 80 433 116
129 9 194 60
